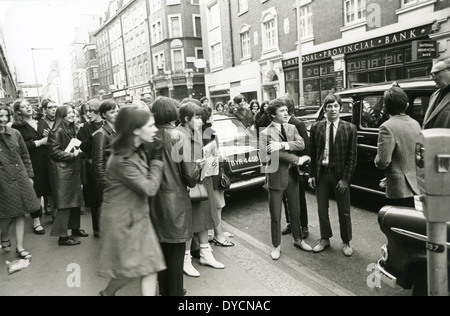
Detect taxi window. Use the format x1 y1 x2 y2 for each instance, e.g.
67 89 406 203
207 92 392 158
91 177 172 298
360 96 389 129
213 118 253 145
410 95 430 127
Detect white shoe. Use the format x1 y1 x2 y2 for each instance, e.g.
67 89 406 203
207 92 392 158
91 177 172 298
342 243 354 257
200 246 225 269
183 253 200 277
271 246 281 260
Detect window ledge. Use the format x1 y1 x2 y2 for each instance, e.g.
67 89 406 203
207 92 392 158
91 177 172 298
238 9 249 17
340 20 367 33
396 0 437 15
211 66 224 73
301 36 314 44
240 57 252 64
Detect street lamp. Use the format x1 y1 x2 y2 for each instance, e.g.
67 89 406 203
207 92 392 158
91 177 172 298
31 47 53 105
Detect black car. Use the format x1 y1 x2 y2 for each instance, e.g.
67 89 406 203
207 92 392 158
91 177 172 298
296 97 353 135
212 114 266 192
334 79 437 196
376 205 450 296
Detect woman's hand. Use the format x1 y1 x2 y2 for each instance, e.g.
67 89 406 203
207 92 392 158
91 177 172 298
196 159 206 170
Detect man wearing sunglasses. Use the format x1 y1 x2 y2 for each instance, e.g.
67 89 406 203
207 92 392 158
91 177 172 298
423 57 450 129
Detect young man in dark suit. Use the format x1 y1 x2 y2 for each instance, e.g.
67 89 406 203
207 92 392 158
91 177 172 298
279 95 310 239
260 99 312 260
308 94 357 257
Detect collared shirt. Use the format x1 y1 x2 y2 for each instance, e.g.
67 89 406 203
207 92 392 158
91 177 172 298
322 118 339 166
272 121 291 151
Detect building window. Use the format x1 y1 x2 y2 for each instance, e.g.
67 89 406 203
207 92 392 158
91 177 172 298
149 0 162 13
169 15 182 38
238 0 248 14
172 49 184 73
344 0 366 25
153 52 165 74
151 20 163 44
402 0 430 6
262 17 277 51
300 4 313 39
240 31 251 59
193 15 202 37
210 43 223 69
208 2 220 30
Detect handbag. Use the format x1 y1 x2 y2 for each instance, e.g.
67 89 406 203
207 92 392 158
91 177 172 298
189 183 209 202
219 168 231 190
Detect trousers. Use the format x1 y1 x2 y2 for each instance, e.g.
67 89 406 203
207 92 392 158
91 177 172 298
269 171 302 247
50 207 81 237
316 168 352 243
158 242 185 296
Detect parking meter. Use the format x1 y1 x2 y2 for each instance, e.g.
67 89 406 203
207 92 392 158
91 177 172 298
416 128 450 296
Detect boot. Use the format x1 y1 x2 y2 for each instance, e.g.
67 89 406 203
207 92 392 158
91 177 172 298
183 251 200 277
199 244 225 269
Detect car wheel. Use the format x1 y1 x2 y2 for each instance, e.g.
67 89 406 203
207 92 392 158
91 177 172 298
412 275 428 296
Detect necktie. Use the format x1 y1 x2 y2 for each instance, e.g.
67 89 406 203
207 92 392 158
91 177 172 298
281 124 287 141
329 123 334 167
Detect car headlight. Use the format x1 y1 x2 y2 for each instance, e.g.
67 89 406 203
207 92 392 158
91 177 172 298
381 244 388 262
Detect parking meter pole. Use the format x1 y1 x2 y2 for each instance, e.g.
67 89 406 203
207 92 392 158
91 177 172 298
427 221 448 296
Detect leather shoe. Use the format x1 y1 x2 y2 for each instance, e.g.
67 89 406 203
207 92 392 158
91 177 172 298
293 239 313 252
270 246 281 260
58 237 81 246
343 243 354 257
72 229 89 237
302 226 309 239
281 224 291 235
313 239 330 253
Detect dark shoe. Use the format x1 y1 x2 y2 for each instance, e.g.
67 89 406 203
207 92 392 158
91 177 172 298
293 239 313 252
281 224 291 235
183 289 187 296
33 225 46 235
16 248 32 260
58 237 81 246
94 231 100 238
302 226 309 239
212 238 235 247
72 229 89 237
1 240 12 252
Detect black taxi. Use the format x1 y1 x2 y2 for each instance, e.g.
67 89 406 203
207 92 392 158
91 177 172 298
335 79 437 196
212 114 266 192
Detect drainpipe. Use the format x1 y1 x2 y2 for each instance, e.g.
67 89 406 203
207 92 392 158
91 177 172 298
228 0 235 67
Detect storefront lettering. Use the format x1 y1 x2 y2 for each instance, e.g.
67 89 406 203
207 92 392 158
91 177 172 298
302 25 430 63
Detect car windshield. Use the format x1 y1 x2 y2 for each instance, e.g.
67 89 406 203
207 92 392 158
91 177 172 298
212 117 255 147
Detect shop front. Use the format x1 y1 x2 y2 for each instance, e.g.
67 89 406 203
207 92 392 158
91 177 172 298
284 23 437 115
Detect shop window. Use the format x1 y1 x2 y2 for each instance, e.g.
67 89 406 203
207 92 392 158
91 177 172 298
360 96 389 129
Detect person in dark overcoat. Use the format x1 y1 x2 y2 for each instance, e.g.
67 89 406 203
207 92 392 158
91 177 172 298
0 105 40 260
48 105 87 246
37 99 58 216
11 99 49 235
151 97 201 296
91 99 119 237
77 99 103 234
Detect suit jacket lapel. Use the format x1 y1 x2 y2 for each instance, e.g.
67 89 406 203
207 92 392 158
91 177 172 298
424 90 450 126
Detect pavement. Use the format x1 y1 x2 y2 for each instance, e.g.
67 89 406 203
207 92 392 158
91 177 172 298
0 209 355 297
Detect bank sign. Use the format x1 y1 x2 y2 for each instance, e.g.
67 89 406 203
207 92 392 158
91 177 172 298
300 24 433 63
